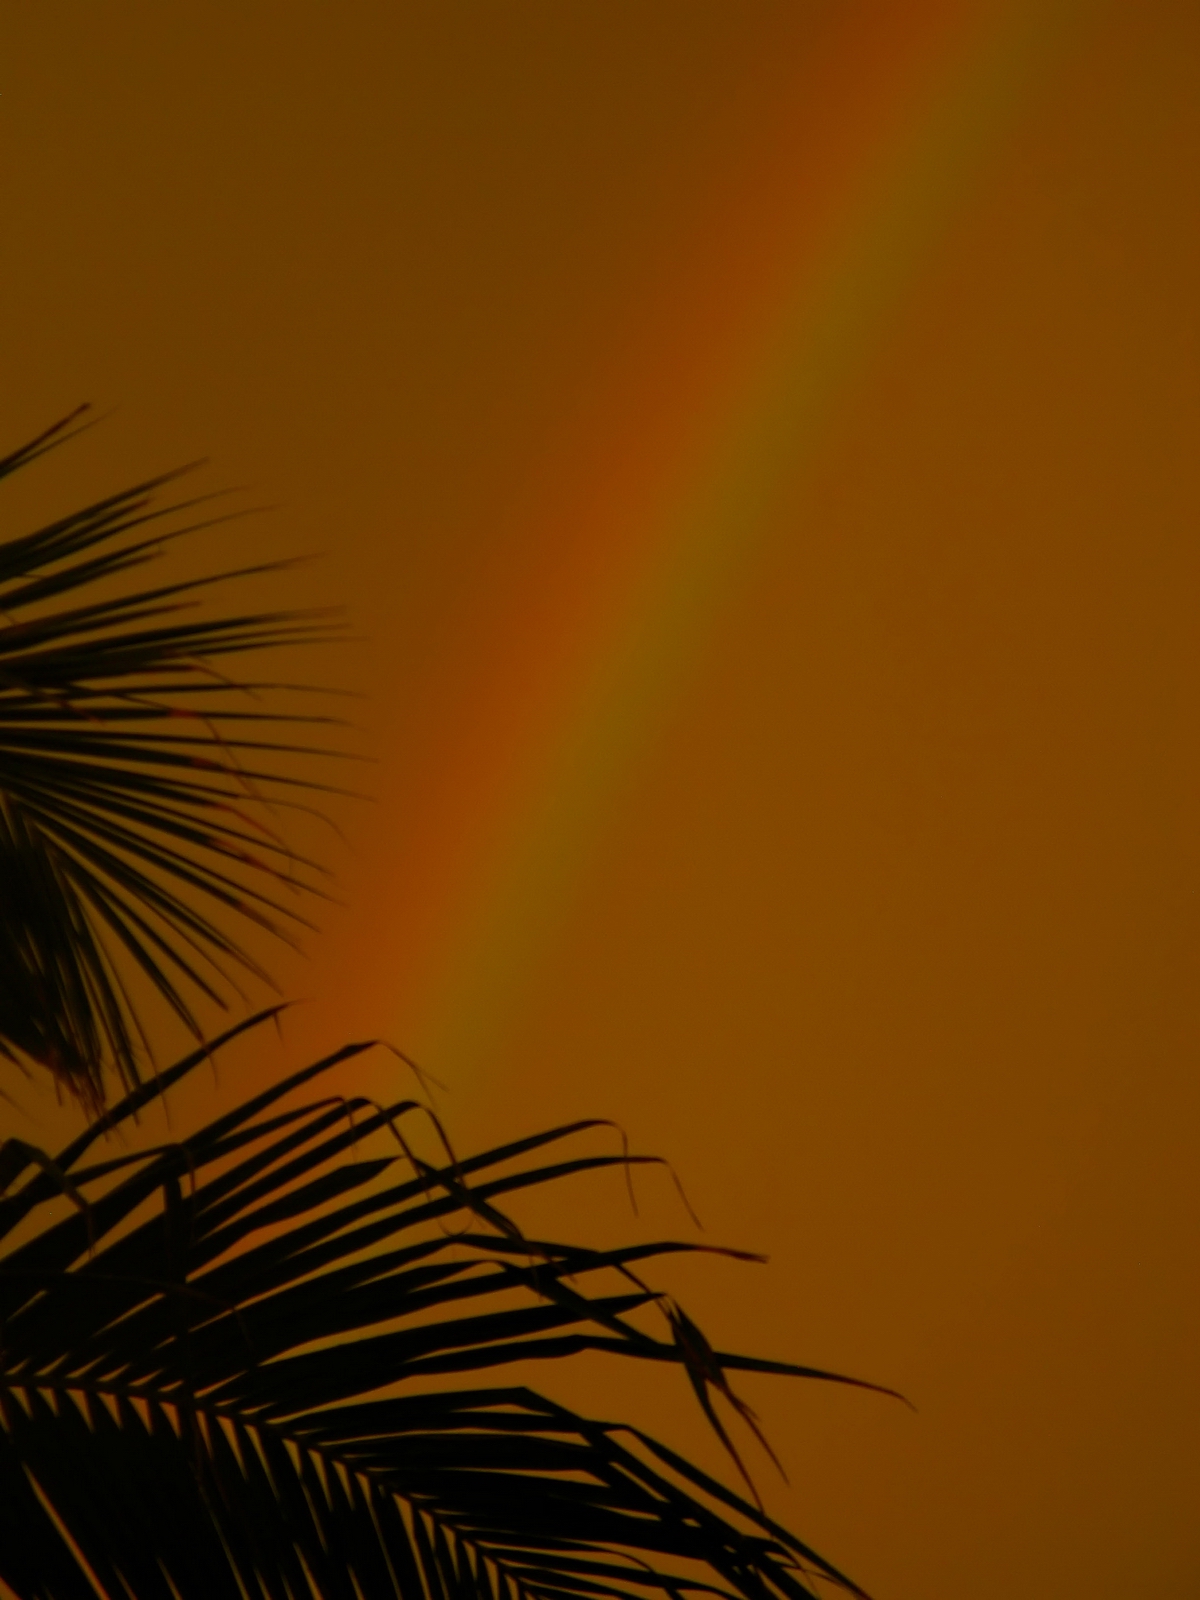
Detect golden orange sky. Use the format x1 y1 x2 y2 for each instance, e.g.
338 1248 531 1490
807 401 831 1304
2 5 1198 1597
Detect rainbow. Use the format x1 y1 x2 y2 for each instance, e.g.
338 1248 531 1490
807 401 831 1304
355 0 1094 1091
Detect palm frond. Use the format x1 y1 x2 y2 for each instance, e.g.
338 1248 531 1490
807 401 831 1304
0 1011 886 1600
0 409 350 1108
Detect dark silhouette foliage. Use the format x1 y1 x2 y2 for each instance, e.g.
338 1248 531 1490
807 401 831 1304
0 408 344 1108
0 417 887 1599
0 1009 888 1600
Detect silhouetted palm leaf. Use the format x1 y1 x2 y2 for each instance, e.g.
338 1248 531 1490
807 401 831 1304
0 410 347 1106
0 1010 884 1600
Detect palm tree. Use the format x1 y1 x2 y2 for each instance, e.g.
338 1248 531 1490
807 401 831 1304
0 414 889 1600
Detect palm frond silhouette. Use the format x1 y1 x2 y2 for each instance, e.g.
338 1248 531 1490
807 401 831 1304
0 1009 886 1600
0 408 345 1108
0 416 887 1599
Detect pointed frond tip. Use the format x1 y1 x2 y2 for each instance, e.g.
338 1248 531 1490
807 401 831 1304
0 412 356 1111
0 1014 897 1600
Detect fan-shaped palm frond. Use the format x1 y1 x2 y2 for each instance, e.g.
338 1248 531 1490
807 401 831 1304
0 410 348 1107
0 1010 888 1600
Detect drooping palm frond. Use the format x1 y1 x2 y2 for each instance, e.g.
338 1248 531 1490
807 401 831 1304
0 1009 889 1600
0 410 349 1107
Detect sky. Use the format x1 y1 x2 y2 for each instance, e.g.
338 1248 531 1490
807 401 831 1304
2 4 1199 1597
